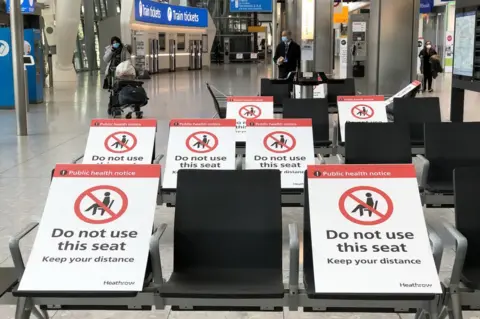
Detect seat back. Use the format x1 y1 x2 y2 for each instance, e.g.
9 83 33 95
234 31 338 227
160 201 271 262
345 122 411 164
393 97 441 144
206 82 224 118
425 122 480 184
283 98 329 143
174 170 283 273
454 167 480 268
326 78 355 105
260 78 291 105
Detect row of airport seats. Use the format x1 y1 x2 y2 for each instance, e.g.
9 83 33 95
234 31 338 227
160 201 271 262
234 96 441 157
3 165 480 319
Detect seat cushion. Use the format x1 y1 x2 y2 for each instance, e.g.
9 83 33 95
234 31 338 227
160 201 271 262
160 269 284 298
426 181 454 193
0 268 17 297
461 265 480 290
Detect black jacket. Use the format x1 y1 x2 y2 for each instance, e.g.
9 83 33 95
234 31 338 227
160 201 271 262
274 41 301 73
419 48 437 74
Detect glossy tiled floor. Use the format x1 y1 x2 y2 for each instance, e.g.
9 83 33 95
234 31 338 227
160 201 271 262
0 64 474 318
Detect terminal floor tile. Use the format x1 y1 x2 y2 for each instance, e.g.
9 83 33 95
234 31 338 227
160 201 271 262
0 64 470 318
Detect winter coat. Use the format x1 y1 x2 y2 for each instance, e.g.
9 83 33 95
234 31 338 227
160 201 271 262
103 44 131 74
430 54 443 79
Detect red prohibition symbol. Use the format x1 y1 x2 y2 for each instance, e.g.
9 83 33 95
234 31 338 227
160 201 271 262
351 104 374 120
186 131 219 153
338 186 394 226
74 185 128 224
263 131 296 153
239 105 262 119
104 131 137 154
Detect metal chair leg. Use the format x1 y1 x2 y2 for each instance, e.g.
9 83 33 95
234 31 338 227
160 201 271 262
15 297 32 319
450 292 463 319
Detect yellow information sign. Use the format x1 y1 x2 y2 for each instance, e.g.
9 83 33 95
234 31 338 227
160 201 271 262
333 6 349 24
248 26 267 33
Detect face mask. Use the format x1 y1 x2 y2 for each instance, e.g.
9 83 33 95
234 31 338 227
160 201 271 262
426 45 432 49
281 36 288 42
112 43 120 49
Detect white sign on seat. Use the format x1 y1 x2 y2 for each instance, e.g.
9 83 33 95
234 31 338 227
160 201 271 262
306 164 442 294
163 119 236 189
246 119 315 189
19 164 161 293
384 81 422 109
337 96 387 142
226 96 274 142
83 119 157 164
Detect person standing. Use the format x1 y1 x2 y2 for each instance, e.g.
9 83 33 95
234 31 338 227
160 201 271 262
273 30 301 79
419 41 437 93
103 36 131 89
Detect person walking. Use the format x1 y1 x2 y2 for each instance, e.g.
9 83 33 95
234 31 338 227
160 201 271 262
103 36 131 89
273 30 301 79
419 41 437 93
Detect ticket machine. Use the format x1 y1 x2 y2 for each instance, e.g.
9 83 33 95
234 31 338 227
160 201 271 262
0 28 44 108
347 13 369 94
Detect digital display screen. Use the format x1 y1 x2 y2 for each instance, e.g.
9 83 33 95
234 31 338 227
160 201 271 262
453 11 476 77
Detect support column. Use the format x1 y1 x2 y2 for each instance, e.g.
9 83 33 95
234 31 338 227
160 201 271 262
106 0 118 17
367 0 419 95
83 0 97 72
314 0 333 73
285 0 297 46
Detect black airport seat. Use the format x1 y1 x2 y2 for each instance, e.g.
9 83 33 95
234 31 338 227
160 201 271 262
0 268 18 298
424 123 480 195
260 78 291 107
393 97 441 147
326 78 356 108
453 167 480 290
283 98 331 147
206 83 226 118
160 169 284 299
344 122 411 164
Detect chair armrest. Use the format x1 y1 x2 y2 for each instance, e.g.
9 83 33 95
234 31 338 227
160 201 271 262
316 154 326 164
442 222 468 286
153 154 164 164
332 121 339 155
288 223 299 310
150 223 168 287
9 222 39 280
416 154 429 189
336 154 345 164
71 155 84 164
426 223 443 273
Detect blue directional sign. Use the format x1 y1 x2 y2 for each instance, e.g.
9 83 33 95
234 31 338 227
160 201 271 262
230 0 272 12
419 0 433 13
7 0 36 14
135 0 208 28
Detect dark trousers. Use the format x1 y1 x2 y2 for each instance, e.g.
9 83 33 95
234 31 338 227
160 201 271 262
423 70 433 91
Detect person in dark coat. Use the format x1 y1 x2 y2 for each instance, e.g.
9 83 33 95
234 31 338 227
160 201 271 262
419 41 437 93
273 30 301 79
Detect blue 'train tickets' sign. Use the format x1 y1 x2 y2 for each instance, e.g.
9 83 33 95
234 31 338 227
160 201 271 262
135 0 208 28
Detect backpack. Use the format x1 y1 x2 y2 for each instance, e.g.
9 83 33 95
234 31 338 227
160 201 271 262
118 85 148 105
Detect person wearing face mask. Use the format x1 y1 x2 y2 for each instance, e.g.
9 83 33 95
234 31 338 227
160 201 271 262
273 30 301 79
419 41 437 93
103 36 131 89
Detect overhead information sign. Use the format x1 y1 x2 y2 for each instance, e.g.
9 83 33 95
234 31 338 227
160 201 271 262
230 0 272 12
19 164 161 293
7 0 36 14
246 119 315 189
306 164 441 294
135 0 208 28
337 96 387 142
226 96 274 142
83 119 156 164
163 119 236 189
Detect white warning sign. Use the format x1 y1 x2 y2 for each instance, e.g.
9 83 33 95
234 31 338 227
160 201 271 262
306 164 442 294
83 119 157 164
163 119 237 189
246 119 315 189
18 164 161 293
337 96 387 142
226 96 274 142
